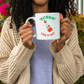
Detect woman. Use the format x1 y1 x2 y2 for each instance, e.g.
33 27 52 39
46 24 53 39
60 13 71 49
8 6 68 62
0 0 84 84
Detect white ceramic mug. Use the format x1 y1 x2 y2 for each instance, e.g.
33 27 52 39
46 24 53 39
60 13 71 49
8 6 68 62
25 12 60 40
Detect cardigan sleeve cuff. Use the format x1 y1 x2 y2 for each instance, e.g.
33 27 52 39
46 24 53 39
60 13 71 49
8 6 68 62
49 40 75 64
9 39 36 65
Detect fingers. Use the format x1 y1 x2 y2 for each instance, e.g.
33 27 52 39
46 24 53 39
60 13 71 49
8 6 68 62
19 21 32 31
19 28 33 35
60 25 72 32
61 26 72 34
60 22 69 29
20 31 34 39
60 22 73 31
57 16 73 45
18 21 34 48
22 35 33 42
60 17 71 25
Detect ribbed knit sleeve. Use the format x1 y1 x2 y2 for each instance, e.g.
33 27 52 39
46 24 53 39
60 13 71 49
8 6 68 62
49 19 84 84
0 17 36 84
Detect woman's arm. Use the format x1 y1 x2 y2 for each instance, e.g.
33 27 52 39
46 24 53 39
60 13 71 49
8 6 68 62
49 19 84 84
0 17 36 84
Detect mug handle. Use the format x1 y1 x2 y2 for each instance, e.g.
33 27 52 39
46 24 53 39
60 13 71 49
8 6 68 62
25 17 36 37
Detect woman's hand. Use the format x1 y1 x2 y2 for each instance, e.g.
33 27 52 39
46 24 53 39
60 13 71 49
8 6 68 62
57 14 73 44
53 14 73 52
19 21 34 49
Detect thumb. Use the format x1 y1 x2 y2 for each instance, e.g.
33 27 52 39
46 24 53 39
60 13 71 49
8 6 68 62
57 35 66 45
57 39 63 45
57 39 60 45
60 14 63 21
28 40 32 47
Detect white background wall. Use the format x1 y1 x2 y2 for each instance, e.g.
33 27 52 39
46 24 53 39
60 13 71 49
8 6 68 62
74 0 84 14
